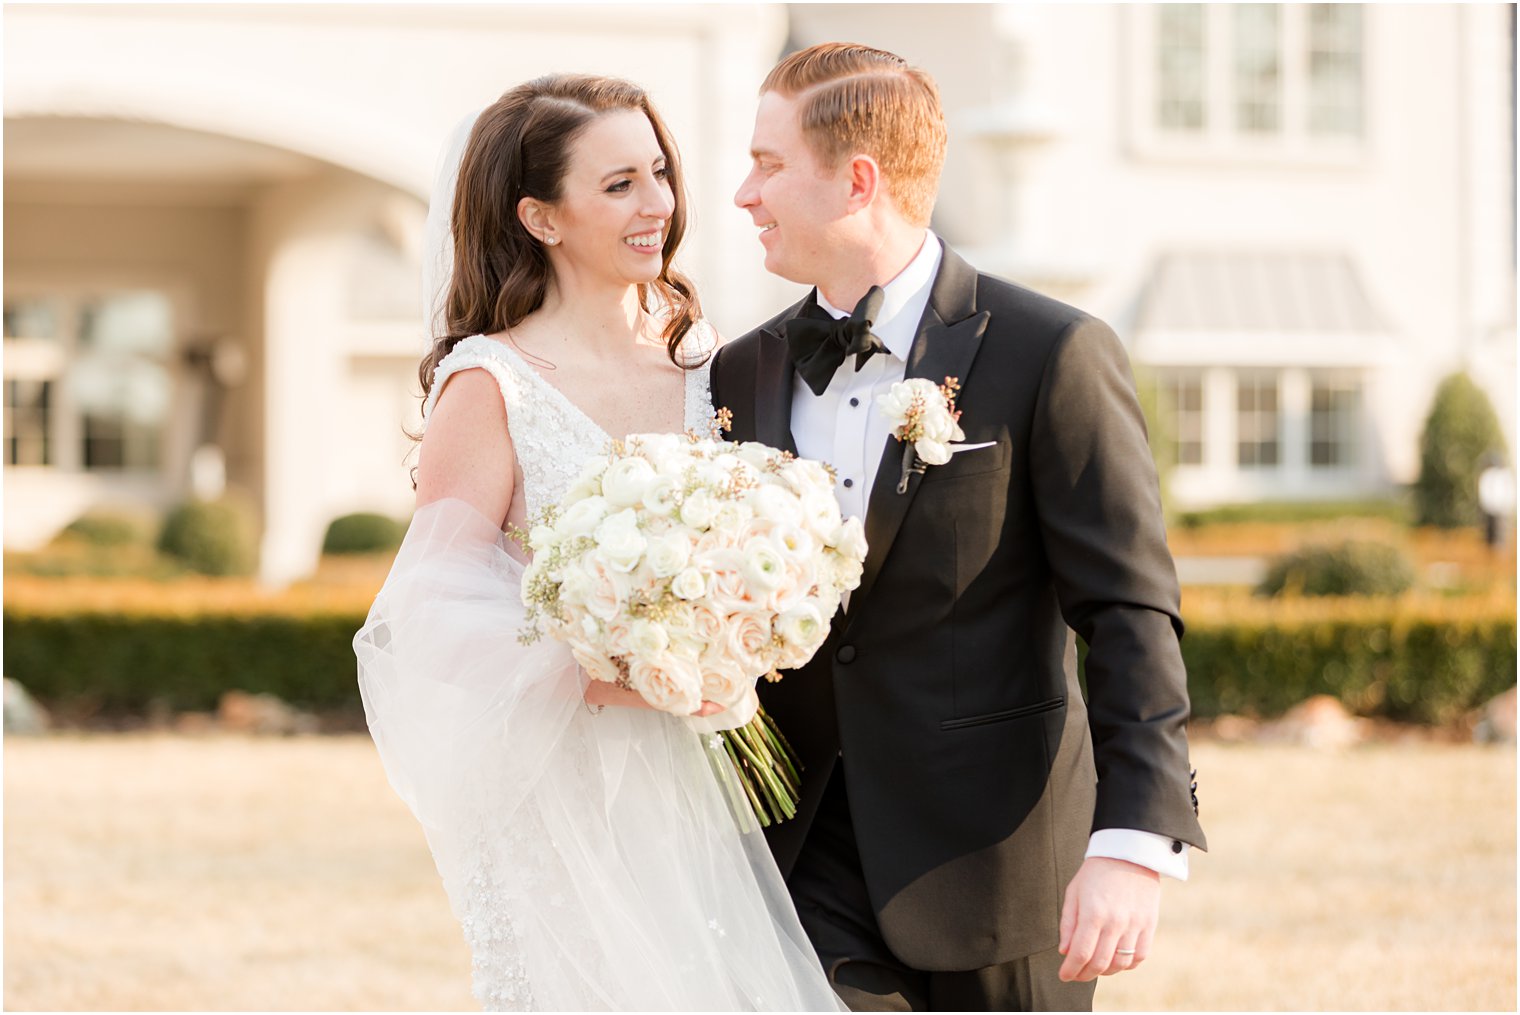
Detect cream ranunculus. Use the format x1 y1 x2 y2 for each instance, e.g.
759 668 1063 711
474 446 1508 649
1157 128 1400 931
800 490 843 542
712 499 753 534
602 455 658 509
643 475 681 517
735 442 778 471
776 602 825 650
740 536 786 592
628 652 704 715
772 523 818 562
565 456 609 501
779 457 834 498
594 509 647 573
670 566 709 601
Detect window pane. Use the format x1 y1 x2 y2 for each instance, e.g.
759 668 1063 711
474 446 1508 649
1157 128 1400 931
4 379 53 466
3 297 62 342
1234 5 1281 133
68 291 173 473
1162 372 1205 466
1237 374 1280 469
1309 4 1364 137
1158 4 1207 131
1310 378 1360 467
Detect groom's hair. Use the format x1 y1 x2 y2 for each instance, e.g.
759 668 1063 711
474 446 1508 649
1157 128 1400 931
762 42 947 226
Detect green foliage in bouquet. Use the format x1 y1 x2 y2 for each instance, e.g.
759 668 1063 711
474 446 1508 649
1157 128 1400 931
1415 373 1508 528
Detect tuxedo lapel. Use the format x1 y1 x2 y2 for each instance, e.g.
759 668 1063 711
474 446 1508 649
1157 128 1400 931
754 295 819 457
846 246 990 625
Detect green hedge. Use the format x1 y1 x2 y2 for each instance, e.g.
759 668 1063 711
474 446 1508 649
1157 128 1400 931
1175 498 1411 528
1181 611 1516 724
6 602 1515 724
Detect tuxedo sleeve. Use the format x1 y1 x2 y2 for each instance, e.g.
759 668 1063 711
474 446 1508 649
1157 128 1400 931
1028 316 1206 850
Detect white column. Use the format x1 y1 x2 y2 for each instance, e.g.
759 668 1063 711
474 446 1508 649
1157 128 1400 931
1279 367 1311 494
1202 366 1237 503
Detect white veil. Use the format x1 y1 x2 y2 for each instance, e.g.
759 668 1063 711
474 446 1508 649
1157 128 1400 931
421 108 485 347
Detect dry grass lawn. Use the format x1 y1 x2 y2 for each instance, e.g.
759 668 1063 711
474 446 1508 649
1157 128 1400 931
4 735 1513 1011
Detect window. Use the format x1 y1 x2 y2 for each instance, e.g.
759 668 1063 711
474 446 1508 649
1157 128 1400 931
1237 374 1280 468
1163 372 1205 466
1310 377 1360 467
1234 5 1282 133
4 379 52 466
2 290 174 473
1158 4 1208 131
1308 4 1364 137
1138 4 1365 155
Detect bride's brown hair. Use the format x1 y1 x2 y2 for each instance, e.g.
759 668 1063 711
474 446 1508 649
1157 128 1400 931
418 74 703 407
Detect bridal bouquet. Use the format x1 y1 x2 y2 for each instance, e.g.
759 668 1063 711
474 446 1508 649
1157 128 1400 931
517 428 867 824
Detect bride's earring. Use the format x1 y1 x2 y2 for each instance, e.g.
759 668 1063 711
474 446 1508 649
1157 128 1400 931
543 235 558 246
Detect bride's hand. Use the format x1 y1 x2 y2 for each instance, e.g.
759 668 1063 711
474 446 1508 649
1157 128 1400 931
582 679 726 717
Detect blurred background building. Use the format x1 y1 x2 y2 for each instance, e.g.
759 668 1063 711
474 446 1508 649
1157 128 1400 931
4 3 1515 585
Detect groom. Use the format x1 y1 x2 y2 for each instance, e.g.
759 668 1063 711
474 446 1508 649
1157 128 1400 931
710 43 1206 1011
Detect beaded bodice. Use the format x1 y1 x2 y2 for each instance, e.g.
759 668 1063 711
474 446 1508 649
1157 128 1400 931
422 328 716 520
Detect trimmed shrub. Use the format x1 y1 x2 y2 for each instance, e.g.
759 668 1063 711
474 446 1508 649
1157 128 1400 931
1414 373 1508 528
57 512 153 548
1257 539 1417 598
322 512 407 555
157 499 257 577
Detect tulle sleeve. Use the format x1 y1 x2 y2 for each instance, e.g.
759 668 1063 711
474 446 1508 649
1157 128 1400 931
354 496 583 835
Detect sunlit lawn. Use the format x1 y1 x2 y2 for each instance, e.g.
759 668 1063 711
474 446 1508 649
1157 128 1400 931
3 734 1513 1011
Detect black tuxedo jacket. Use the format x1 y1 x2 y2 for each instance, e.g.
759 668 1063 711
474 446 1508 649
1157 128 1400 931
710 242 1207 972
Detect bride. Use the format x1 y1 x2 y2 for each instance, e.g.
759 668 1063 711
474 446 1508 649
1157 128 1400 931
353 75 842 1011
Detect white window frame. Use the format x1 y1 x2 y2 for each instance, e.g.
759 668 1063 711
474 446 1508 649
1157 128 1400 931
1123 3 1369 167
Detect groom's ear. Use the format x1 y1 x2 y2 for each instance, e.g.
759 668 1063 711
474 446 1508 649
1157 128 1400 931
517 196 556 243
843 154 882 215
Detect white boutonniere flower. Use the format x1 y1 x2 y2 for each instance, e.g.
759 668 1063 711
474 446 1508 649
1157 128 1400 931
877 376 965 492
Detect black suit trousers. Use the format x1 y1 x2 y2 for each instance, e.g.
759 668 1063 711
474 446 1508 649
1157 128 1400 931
790 764 1097 1013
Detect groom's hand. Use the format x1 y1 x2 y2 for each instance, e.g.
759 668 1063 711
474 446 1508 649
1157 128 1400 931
1057 857 1161 982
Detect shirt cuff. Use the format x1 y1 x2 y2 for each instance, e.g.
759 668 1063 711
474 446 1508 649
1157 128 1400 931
1086 828 1190 882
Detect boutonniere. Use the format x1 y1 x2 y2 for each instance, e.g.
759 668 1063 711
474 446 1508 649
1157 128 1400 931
877 376 965 493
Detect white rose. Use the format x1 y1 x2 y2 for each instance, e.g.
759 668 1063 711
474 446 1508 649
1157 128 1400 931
670 566 709 601
697 653 751 710
526 524 558 554
923 410 964 445
594 509 647 572
832 554 864 592
724 610 776 677
628 652 704 715
556 495 610 538
876 382 919 422
914 439 952 466
645 533 692 578
768 561 813 615
628 618 670 657
602 456 658 509
780 457 834 497
748 484 804 527
584 557 629 620
740 537 786 592
632 432 683 461
570 641 620 686
679 489 719 530
801 490 843 541
829 515 868 560
712 499 753 534
566 457 609 500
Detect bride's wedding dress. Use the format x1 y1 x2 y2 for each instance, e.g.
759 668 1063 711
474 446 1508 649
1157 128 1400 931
355 333 841 1011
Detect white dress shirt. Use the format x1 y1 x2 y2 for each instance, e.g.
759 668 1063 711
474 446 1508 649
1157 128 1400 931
790 230 1189 882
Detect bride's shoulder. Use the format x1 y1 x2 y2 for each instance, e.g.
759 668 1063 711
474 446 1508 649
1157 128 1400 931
424 334 524 418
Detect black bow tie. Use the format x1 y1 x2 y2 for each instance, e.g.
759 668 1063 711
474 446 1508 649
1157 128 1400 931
784 286 888 397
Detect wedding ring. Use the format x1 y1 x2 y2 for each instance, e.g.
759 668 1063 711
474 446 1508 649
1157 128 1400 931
1115 948 1137 956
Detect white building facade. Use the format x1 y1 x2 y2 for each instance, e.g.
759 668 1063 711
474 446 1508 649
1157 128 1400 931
5 4 1514 583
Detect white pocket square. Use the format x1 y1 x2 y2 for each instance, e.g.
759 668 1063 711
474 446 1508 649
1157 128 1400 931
948 441 997 455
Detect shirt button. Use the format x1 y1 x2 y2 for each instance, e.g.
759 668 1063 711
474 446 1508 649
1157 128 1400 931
849 397 860 407
836 645 856 664
842 478 854 488
1171 840 1183 854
